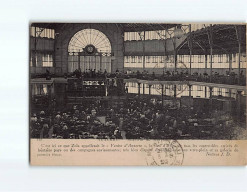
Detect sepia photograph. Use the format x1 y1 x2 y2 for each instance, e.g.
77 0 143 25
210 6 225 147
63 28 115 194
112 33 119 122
29 23 246 141
2 0 247 192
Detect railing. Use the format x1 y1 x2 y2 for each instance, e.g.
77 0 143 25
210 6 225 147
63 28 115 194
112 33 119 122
31 70 246 86
112 73 246 86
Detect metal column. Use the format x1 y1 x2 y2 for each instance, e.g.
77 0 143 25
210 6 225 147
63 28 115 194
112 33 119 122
209 87 213 110
207 25 213 83
236 90 242 121
174 84 177 97
149 84 152 95
235 25 242 85
138 83 141 97
205 54 207 74
229 54 232 73
188 24 193 75
143 31 145 71
161 84 164 107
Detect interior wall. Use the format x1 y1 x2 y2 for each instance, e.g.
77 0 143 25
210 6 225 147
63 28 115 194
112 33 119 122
54 23 124 74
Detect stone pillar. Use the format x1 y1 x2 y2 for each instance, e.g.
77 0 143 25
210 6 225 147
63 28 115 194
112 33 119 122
143 83 145 95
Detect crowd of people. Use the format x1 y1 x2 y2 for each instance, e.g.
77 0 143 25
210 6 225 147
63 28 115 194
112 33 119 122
32 68 246 86
30 96 245 140
122 69 245 86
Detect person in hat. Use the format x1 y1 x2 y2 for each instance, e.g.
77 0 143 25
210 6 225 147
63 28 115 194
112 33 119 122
31 114 37 122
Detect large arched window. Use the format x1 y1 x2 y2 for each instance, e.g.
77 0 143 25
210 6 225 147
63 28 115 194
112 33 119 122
68 29 112 73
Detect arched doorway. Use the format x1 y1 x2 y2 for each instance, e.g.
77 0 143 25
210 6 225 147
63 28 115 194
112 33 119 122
68 29 112 73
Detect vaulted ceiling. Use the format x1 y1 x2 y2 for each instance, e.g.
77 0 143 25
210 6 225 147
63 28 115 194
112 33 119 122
177 24 246 55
